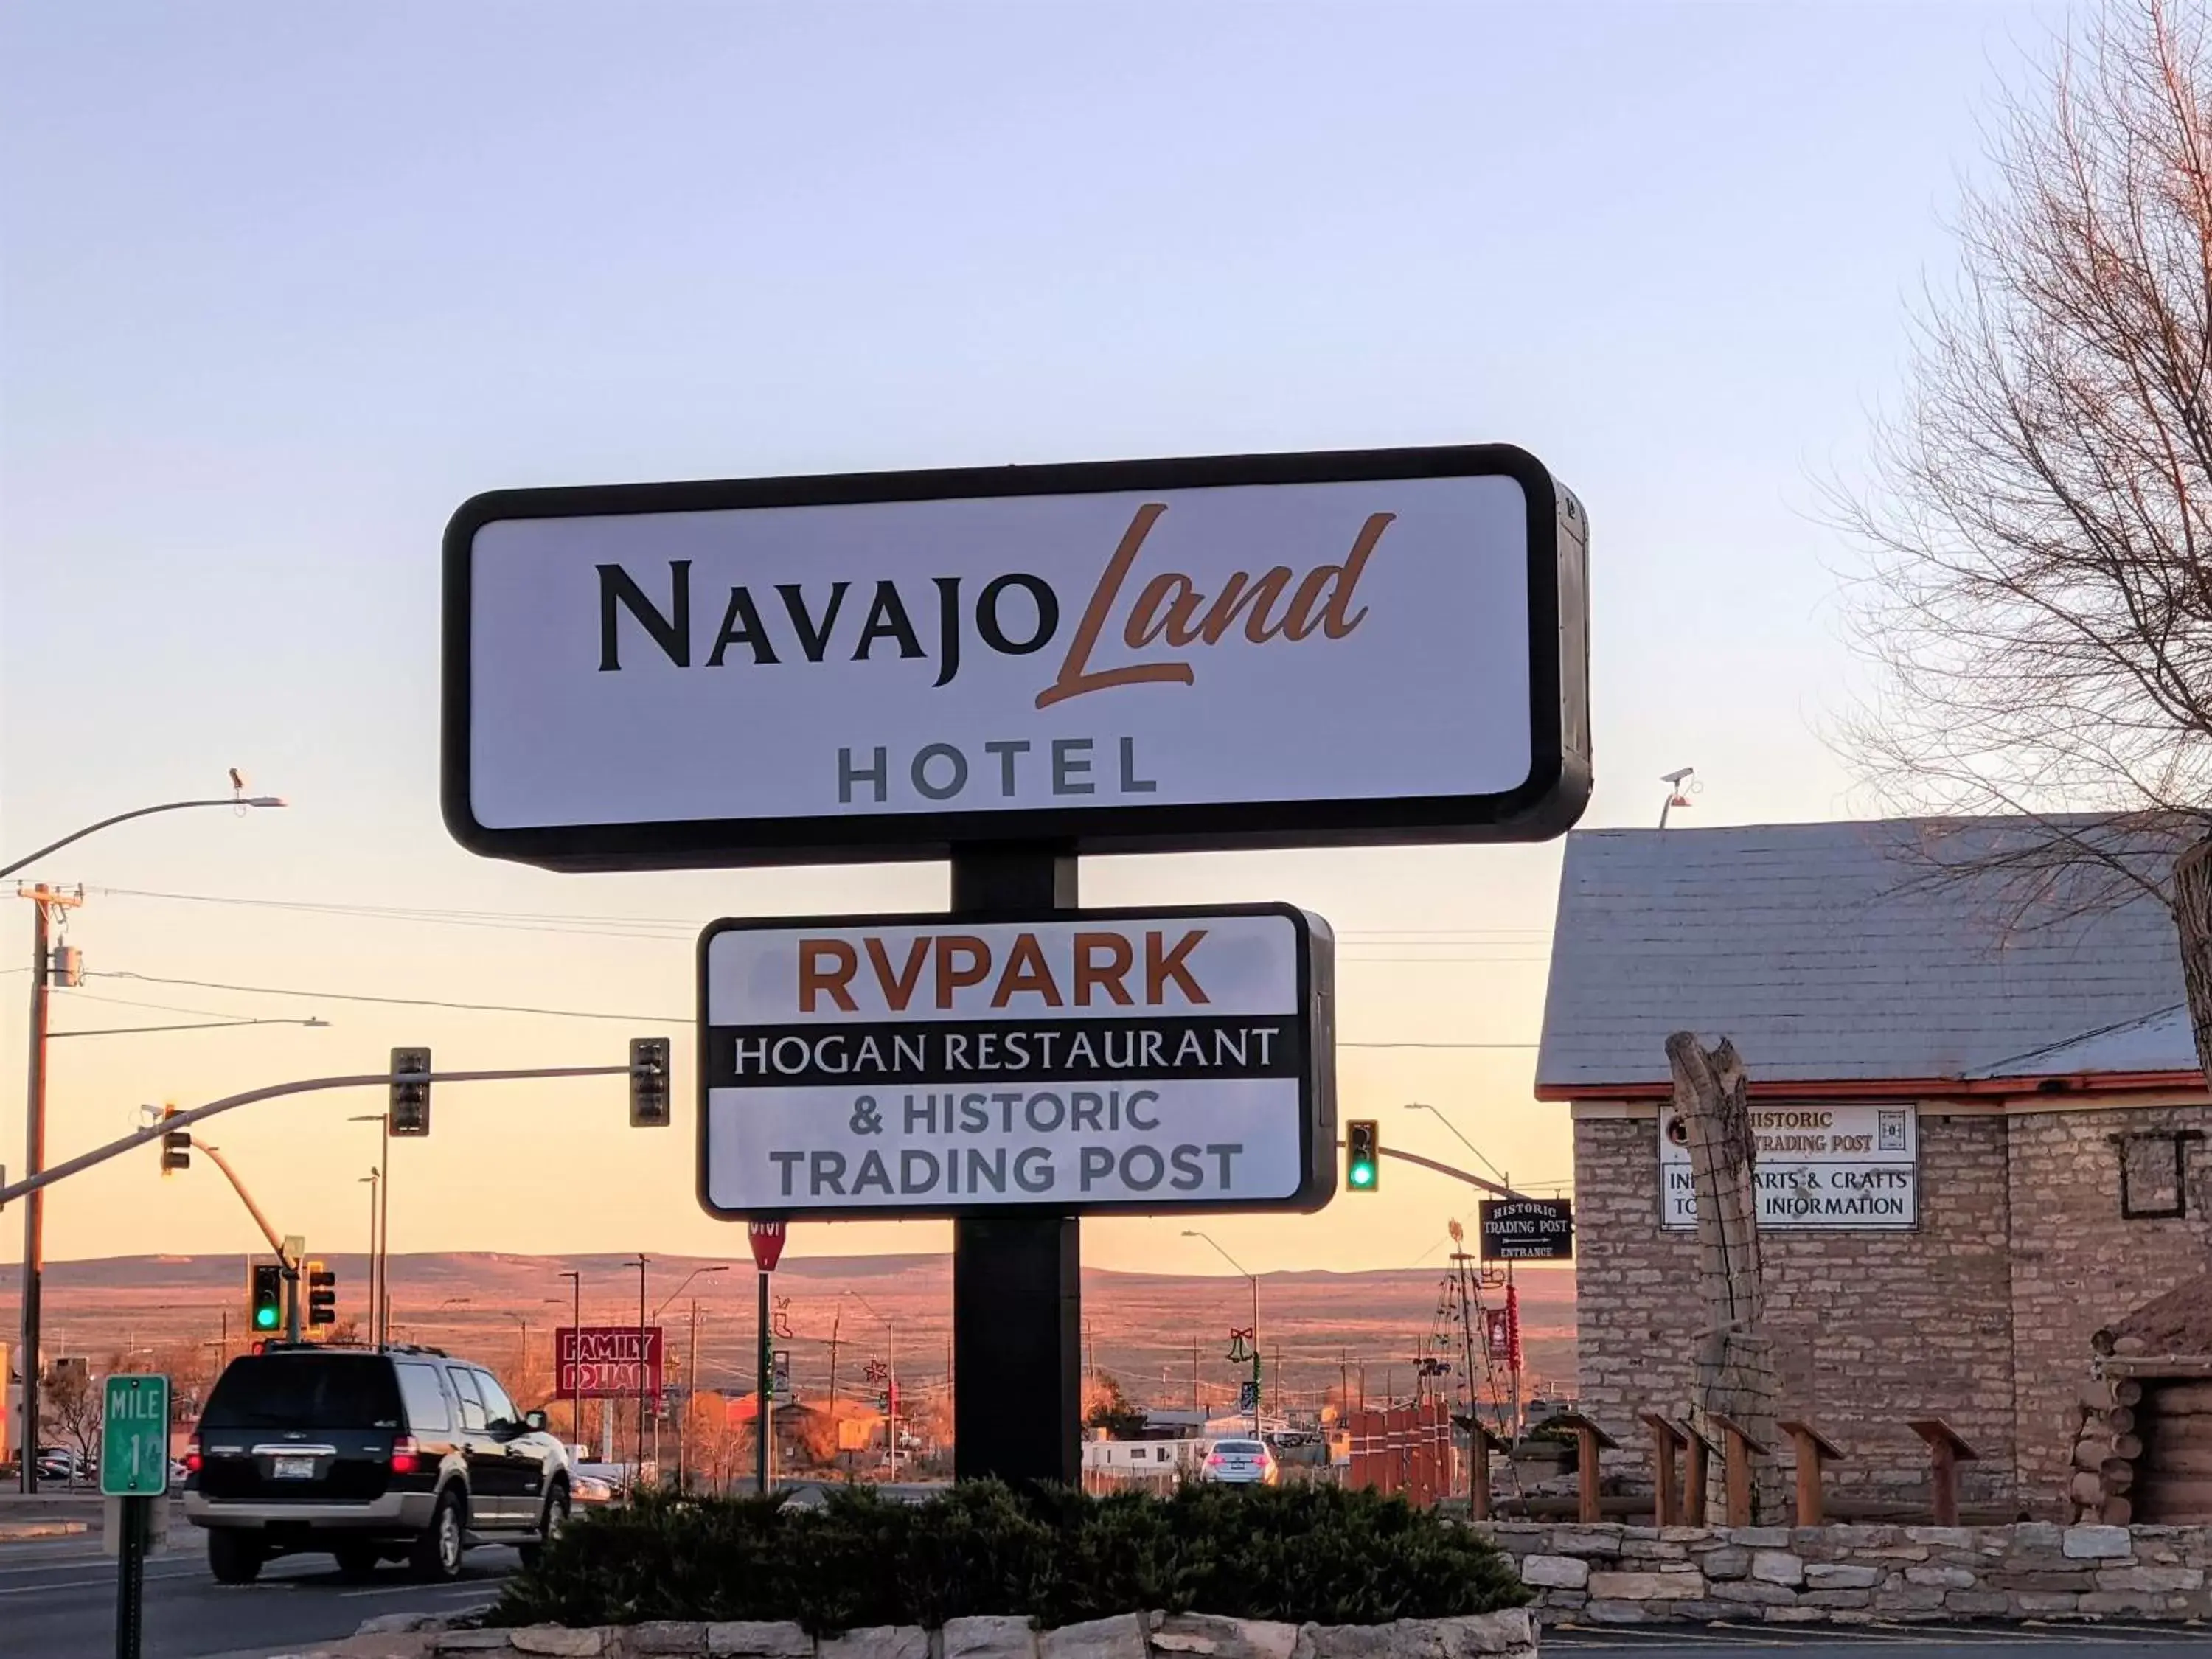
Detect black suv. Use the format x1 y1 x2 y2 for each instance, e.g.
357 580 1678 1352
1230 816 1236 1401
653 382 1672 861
183 1344 570 1584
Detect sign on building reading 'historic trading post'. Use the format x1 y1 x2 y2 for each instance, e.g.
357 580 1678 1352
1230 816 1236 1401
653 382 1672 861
697 905 1333 1219
1660 1102 1919 1231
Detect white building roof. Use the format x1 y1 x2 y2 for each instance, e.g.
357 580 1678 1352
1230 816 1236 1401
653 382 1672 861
1537 818 2191 1092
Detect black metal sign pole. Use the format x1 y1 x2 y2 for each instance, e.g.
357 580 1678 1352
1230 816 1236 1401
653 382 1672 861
114 1495 145 1659
950 844 1082 1486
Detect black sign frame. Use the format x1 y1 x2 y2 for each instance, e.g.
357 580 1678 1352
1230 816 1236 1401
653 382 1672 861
695 902 1336 1222
442 443 1590 872
1478 1196 1575 1261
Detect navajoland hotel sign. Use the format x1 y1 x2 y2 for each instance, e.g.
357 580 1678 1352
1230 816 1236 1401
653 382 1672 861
442 445 1592 867
698 906 1332 1217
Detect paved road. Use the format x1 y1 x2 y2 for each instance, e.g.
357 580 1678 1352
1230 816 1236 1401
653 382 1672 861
1551 1627 2212 1655
0 1530 512 1658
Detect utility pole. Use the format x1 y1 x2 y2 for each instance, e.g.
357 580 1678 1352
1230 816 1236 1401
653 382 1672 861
18 883 80 1493
684 1298 700 1492
559 1270 582 1451
630 1255 649 1485
1191 1336 1198 1414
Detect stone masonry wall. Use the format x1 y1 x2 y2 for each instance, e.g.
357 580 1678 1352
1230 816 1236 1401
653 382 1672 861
2008 1102 2212 1512
296 1609 1541 1659
1483 1520 2211 1625
1573 1111 2016 1510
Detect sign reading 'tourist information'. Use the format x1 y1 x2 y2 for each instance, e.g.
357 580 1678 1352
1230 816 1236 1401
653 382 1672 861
444 445 1590 869
1660 1103 1919 1231
698 905 1334 1219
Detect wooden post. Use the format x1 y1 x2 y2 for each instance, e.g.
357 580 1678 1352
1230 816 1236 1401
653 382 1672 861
1907 1418 1980 1527
1709 1412 1770 1528
1683 1424 1714 1524
1465 1421 1508 1520
1777 1419 1846 1526
1641 1411 1688 1526
1549 1411 1620 1526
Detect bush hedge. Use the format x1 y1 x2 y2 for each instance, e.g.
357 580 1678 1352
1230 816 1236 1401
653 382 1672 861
490 1481 1528 1633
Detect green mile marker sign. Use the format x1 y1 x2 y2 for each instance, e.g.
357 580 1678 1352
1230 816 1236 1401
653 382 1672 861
100 1374 170 1498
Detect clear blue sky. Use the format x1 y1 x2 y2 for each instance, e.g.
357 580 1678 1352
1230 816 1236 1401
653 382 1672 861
0 1 2061 1282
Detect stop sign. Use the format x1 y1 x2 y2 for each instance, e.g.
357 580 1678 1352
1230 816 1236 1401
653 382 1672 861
748 1220 787 1271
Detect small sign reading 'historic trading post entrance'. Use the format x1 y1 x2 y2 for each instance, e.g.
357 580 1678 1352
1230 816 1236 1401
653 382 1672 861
1478 1196 1574 1260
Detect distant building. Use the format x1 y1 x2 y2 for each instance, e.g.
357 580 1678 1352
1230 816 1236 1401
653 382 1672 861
1537 818 2210 1516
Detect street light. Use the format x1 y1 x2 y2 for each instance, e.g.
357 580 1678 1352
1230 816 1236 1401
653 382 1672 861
647 1267 728 1493
349 1114 391 1347
358 1172 380 1344
653 1265 729 1321
1183 1229 1261 1433
13 778 285 1492
50 1015 328 1040
1658 766 1695 829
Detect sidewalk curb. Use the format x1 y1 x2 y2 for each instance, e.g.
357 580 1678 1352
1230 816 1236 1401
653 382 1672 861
0 1520 89 1539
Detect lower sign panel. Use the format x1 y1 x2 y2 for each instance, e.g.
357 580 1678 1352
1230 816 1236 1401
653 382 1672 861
698 905 1334 1218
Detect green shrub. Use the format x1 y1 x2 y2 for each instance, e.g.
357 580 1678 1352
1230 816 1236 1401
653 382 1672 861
489 1481 1527 1633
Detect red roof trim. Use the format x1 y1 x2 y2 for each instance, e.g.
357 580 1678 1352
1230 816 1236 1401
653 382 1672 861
1534 1069 2205 1103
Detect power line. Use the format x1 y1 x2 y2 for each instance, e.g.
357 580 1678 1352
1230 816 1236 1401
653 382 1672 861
89 888 1552 954
86 974 1537 1049
94 972 675 1025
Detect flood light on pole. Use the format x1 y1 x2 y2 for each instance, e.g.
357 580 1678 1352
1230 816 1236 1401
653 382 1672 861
1346 1120 1379 1192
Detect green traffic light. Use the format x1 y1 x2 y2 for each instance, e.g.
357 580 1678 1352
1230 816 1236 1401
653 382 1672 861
1350 1164 1375 1188
254 1307 279 1330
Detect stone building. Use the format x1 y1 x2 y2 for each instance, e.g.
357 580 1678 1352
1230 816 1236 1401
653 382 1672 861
1537 818 2212 1516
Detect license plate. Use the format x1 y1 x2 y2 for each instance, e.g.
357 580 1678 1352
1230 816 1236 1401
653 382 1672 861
272 1455 316 1480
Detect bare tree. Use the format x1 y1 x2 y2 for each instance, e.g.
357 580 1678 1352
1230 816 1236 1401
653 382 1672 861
44 1366 100 1484
1838 0 2212 1071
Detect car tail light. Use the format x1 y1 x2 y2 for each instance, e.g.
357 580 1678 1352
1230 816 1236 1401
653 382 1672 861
389 1435 420 1475
1206 1453 1222 1466
185 1436 202 1475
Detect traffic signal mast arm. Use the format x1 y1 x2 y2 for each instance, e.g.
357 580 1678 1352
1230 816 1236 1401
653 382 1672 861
1335 1138 1528 1200
188 1138 293 1266
0 1060 645 1209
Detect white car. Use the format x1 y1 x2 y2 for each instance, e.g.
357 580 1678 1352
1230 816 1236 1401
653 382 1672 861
1200 1439 1278 1485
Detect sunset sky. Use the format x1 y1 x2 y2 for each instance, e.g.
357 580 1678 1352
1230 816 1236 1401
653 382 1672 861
0 2 2054 1279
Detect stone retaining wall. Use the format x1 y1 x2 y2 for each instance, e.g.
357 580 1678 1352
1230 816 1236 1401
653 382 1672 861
287 1609 1538 1659
1478 1520 2212 1624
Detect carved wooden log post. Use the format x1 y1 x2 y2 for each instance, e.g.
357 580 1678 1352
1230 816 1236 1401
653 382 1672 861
1669 1030 1778 1522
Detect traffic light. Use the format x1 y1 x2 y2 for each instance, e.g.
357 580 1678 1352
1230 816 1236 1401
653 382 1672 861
307 1261 337 1326
390 1047 431 1137
630 1037 671 1128
1346 1120 1379 1192
160 1105 189 1175
249 1262 285 1333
